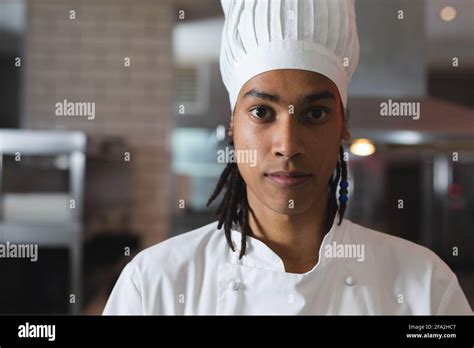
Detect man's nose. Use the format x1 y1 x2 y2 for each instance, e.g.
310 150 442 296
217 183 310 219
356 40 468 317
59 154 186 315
272 115 304 160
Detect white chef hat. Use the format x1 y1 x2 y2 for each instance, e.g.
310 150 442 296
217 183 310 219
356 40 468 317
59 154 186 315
219 0 360 113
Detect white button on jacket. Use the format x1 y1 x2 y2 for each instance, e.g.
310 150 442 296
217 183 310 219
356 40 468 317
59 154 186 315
103 218 472 315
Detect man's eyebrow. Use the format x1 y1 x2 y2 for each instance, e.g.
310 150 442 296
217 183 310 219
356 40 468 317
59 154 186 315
301 91 335 103
242 89 335 104
242 89 280 103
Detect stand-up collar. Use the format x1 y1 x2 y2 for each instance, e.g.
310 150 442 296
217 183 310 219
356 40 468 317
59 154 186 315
227 215 347 275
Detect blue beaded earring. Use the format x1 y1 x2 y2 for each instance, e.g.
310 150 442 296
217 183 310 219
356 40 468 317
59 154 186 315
339 179 349 204
336 146 349 225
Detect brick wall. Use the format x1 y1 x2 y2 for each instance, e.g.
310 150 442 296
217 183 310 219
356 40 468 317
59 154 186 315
24 0 175 247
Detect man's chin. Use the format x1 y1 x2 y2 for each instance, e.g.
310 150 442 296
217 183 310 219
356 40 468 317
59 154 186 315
264 202 312 215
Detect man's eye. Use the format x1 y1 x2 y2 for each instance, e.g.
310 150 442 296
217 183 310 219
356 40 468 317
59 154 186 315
306 108 328 121
250 107 270 119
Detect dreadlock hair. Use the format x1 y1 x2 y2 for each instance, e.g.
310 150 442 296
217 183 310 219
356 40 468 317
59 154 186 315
206 142 349 260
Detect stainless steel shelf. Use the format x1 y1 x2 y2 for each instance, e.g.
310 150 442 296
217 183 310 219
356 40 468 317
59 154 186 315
0 129 86 315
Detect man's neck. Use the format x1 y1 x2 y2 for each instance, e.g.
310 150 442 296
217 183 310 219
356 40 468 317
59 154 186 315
246 189 329 274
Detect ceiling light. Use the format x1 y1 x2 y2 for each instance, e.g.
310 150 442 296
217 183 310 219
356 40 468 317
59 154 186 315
439 6 457 22
350 138 376 157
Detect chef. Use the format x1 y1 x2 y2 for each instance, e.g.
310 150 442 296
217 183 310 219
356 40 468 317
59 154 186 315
103 0 472 315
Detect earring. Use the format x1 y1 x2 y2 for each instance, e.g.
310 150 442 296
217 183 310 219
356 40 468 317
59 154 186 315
339 180 348 203
338 146 349 204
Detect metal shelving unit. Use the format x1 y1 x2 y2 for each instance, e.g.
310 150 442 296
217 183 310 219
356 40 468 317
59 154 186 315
0 129 86 314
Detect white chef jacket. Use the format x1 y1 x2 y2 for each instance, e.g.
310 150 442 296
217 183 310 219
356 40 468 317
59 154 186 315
103 218 472 315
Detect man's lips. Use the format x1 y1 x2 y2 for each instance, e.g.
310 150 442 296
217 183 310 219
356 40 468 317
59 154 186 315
266 171 312 178
264 171 313 188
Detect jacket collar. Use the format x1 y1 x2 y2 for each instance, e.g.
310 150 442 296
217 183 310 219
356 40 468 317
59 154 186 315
227 214 347 274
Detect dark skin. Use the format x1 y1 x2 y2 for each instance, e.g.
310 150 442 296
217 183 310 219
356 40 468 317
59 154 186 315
230 69 351 274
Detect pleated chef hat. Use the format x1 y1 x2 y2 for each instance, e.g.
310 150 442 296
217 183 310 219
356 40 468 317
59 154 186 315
219 0 360 112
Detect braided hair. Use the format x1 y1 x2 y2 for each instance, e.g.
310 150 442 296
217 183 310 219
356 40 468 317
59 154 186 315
207 141 349 260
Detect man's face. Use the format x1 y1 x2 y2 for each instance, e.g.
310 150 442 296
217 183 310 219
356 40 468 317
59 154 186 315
232 69 350 215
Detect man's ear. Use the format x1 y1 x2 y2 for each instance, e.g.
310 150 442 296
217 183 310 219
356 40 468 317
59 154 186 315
227 114 234 137
342 123 351 142
341 104 351 142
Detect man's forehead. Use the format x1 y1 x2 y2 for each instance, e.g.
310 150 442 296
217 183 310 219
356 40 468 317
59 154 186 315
247 69 335 85
239 70 339 102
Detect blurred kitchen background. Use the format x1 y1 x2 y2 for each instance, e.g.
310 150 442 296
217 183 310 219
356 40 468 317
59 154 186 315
0 0 472 314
